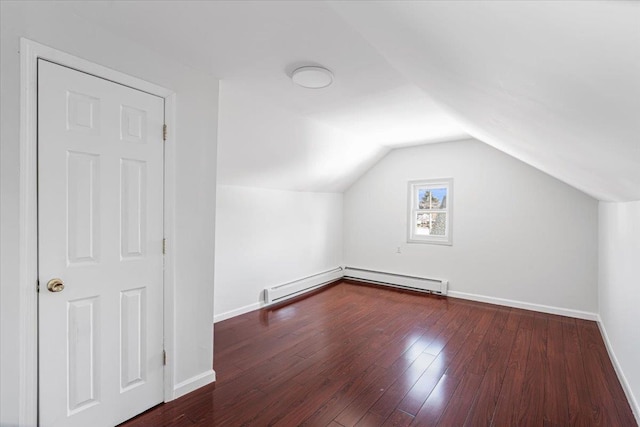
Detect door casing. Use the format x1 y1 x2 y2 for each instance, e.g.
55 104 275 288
18 38 177 426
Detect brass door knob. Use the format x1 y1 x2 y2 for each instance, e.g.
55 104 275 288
47 278 65 292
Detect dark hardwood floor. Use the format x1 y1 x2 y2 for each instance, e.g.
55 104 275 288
122 281 637 426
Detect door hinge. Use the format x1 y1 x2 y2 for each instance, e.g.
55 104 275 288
36 280 40 293
163 350 167 366
163 124 167 141
162 238 167 255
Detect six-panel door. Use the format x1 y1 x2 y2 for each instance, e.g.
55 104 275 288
38 60 164 427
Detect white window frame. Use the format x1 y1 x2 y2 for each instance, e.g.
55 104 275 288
407 178 453 245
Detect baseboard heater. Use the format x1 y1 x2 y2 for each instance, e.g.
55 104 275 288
264 267 344 304
343 267 448 296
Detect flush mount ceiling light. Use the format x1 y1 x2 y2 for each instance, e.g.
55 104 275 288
291 66 333 89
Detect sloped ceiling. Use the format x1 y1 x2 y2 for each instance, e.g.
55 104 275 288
66 1 639 200
65 0 466 192
330 1 640 201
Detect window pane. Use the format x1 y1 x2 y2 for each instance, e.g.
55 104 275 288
415 213 447 236
430 188 447 209
418 189 429 209
418 188 447 209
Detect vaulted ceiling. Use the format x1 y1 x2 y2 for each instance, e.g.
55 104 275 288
330 1 640 201
69 1 639 200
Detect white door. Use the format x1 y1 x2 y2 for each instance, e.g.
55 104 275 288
38 59 165 427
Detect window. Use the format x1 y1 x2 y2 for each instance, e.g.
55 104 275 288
408 178 453 245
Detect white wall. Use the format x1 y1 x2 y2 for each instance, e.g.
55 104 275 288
599 201 640 420
214 185 342 320
344 139 599 314
1 2 217 424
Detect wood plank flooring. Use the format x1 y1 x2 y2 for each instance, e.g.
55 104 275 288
121 281 637 426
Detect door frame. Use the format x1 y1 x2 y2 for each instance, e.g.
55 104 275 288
18 38 177 426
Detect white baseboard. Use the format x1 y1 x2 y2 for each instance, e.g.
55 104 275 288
596 316 640 425
215 284 598 324
447 290 598 321
172 369 216 400
214 302 265 323
265 267 343 304
343 266 447 295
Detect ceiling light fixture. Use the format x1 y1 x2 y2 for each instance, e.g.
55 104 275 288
291 66 333 89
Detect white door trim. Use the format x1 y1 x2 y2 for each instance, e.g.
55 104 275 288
19 38 177 426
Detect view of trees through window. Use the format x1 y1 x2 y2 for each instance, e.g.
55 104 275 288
408 179 452 244
418 188 447 209
416 188 447 236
